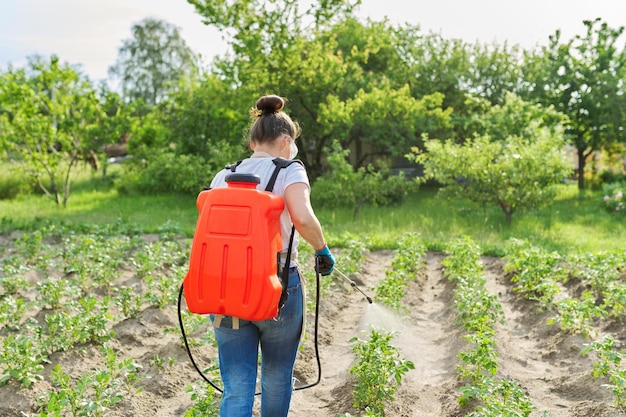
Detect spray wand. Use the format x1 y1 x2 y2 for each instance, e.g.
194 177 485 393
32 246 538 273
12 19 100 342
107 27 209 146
333 268 373 304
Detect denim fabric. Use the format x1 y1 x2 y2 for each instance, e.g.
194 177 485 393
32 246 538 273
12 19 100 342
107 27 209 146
212 269 303 417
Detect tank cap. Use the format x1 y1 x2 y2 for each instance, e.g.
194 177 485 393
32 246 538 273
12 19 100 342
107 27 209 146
225 173 261 184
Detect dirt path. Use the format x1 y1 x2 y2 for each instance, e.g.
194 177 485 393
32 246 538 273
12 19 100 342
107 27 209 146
482 257 624 417
292 251 466 417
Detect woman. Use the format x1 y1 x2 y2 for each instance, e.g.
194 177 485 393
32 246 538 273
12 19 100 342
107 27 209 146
208 94 335 417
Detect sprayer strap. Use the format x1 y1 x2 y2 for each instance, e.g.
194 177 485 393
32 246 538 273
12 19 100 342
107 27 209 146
226 160 243 172
265 158 305 311
264 158 304 192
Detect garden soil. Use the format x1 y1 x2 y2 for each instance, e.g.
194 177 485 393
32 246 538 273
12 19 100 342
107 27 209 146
1 248 626 416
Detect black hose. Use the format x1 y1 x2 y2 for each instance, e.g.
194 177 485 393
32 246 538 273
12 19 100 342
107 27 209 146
177 283 224 393
294 257 322 390
177 265 322 395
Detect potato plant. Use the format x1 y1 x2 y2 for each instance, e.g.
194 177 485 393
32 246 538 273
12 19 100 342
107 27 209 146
348 330 414 416
0 225 200 414
502 238 626 409
568 251 626 319
34 345 143 417
444 236 537 417
505 239 626 337
583 337 626 409
503 238 565 306
374 233 425 311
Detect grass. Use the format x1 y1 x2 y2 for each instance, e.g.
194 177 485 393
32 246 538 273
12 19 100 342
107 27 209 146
0 165 198 236
1 167 624 255
316 183 625 255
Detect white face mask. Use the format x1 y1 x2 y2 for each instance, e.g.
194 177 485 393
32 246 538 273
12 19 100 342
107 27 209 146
289 138 298 160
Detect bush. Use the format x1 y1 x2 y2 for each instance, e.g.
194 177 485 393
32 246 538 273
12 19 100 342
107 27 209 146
599 170 626 186
0 162 34 200
312 141 415 217
115 151 214 195
601 182 625 214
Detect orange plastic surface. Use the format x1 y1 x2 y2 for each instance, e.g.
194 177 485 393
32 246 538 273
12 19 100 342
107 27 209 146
183 180 285 320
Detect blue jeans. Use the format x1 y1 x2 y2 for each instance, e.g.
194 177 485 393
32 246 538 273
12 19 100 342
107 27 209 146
212 268 303 417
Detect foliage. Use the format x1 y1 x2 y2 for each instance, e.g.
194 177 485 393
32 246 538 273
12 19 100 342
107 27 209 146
0 56 104 206
523 18 626 189
443 236 537 416
504 238 626 339
318 84 453 165
459 377 537 417
312 141 415 217
390 28 527 140
583 337 626 409
348 330 415 416
601 182 625 214
335 235 368 276
0 330 48 387
411 95 571 223
0 227 189 394
374 233 425 312
566 251 626 321
184 383 220 416
36 346 143 417
162 73 247 162
187 0 425 179
504 238 566 305
116 150 213 195
0 162 34 200
108 18 199 105
469 92 568 141
549 292 604 338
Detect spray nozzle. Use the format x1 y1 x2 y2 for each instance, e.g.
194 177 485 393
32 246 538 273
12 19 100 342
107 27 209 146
334 268 373 304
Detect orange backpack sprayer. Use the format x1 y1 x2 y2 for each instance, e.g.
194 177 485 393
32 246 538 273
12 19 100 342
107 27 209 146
177 158 322 393
183 171 285 321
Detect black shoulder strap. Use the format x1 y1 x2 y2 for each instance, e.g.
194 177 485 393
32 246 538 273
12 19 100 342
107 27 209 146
265 158 304 192
225 160 243 172
265 157 305 313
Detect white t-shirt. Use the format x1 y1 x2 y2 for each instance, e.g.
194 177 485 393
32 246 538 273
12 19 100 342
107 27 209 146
209 155 309 266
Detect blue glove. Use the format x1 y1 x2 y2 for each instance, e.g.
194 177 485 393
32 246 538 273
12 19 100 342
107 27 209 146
315 245 335 276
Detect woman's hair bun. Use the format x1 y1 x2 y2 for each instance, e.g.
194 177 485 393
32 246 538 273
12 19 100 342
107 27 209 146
256 95 285 116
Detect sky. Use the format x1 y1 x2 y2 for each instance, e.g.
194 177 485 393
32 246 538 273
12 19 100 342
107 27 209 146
1 0 625 86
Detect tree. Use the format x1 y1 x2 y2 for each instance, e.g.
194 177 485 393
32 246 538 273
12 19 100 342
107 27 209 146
0 56 103 206
391 29 525 140
409 94 571 223
163 73 247 163
318 84 453 167
470 92 568 141
187 0 369 179
108 18 199 105
523 18 626 189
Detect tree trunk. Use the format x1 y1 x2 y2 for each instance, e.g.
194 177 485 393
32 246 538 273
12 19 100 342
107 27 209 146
577 147 586 190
